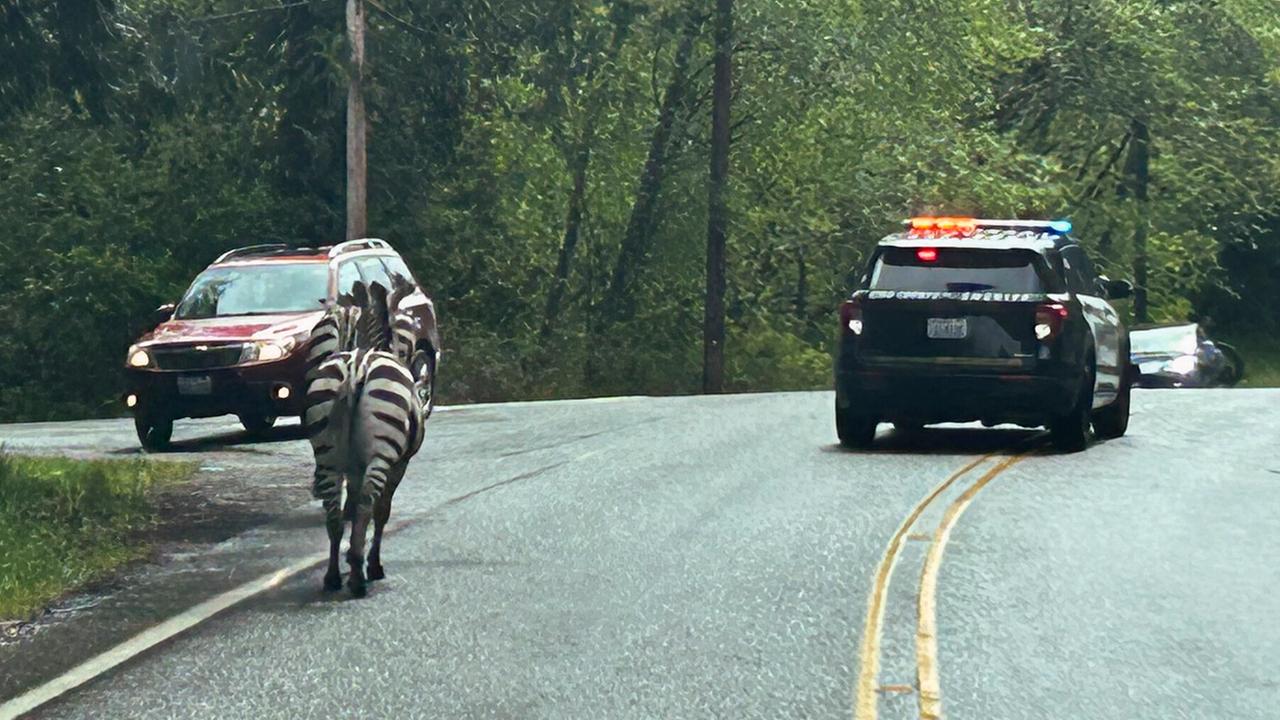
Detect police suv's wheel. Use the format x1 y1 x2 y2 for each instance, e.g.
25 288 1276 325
135 415 173 452
238 413 276 437
893 421 926 437
1093 371 1131 440
410 349 436 420
836 403 877 449
1051 362 1094 453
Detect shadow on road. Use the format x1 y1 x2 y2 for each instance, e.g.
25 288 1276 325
248 558 527 612
825 425 1045 456
108 423 308 456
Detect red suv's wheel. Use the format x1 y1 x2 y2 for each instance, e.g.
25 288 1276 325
238 413 277 437
135 415 173 452
411 348 436 420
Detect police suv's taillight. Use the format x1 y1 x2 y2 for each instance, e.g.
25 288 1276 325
840 299 863 336
1034 303 1068 340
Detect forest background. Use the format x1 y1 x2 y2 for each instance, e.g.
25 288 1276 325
1 0 1277 421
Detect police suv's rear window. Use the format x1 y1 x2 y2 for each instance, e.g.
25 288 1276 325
868 248 1062 293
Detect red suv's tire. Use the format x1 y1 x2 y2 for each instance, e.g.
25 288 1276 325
411 348 436 420
238 413 277 437
135 415 173 452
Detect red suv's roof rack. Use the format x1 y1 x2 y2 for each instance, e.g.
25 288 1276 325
213 239 391 265
213 244 295 263
326 238 391 257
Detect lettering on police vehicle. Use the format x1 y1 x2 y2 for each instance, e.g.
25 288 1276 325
863 290 1045 302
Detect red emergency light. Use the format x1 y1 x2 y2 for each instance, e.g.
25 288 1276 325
908 217 978 236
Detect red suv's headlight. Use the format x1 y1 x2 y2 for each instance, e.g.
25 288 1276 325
241 334 304 364
127 345 152 368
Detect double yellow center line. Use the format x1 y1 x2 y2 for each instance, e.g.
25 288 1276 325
854 443 1041 720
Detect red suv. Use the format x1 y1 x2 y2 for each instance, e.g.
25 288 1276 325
124 239 440 450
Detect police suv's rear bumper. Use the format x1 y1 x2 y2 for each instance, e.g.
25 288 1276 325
835 353 1080 427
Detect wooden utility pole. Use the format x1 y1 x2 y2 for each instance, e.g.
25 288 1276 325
702 0 732 393
346 0 367 240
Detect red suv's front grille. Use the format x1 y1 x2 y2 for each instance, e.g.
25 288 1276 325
151 344 245 370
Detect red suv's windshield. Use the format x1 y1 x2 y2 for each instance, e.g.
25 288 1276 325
174 263 329 319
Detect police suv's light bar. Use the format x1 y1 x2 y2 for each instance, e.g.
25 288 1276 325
906 217 1072 235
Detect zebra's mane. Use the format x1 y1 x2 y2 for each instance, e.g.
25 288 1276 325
356 282 392 353
308 279 416 375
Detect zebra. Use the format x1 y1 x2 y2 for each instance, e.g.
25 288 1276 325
303 287 426 596
304 303 357 377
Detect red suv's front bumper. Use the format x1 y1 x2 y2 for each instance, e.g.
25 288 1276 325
124 350 309 422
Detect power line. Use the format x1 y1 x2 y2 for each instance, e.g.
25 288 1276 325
189 0 317 24
365 0 434 36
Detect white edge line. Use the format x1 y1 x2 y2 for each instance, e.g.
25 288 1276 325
435 394 647 412
0 405 616 716
0 551 327 720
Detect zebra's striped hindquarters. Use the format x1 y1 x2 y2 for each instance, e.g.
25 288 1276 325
350 351 424 509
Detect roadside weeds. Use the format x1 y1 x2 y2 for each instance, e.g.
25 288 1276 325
0 451 195 623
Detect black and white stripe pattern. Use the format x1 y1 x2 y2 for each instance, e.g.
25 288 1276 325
305 309 355 378
303 290 426 597
389 313 416 365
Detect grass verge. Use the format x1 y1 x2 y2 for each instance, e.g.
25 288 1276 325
0 451 195 621
1219 334 1280 388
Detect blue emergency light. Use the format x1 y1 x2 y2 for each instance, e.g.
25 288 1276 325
906 217 1073 236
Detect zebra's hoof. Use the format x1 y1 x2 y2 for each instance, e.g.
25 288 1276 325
368 563 385 581
349 580 367 598
323 572 343 592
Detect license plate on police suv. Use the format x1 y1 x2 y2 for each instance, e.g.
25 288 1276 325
177 374 212 395
926 318 968 340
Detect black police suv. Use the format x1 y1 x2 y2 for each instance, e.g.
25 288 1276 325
835 217 1134 452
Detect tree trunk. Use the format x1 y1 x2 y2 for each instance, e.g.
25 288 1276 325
602 17 699 323
542 142 592 337
541 20 634 339
1124 117 1150 322
345 0 367 241
702 0 732 393
793 245 807 321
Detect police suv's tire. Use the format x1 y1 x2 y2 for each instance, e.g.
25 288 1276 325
1051 363 1094 453
238 413 276 437
836 403 877 449
1093 372 1131 440
893 421 926 436
135 415 173 452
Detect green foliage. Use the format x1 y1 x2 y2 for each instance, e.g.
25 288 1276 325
1223 334 1280 389
0 451 194 620
0 0 1277 421
727 324 830 392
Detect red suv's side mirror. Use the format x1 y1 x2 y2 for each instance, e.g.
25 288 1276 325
153 303 176 328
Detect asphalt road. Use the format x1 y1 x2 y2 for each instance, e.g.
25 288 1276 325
2 390 1278 719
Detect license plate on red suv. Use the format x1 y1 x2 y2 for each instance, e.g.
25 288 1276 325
177 374 212 395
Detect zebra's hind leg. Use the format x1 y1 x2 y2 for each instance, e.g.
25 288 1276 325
368 459 408 581
314 467 344 592
346 507 370 598
346 473 375 598
349 459 395 596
